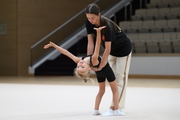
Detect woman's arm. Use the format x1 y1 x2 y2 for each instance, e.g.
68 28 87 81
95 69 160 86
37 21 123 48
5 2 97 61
91 26 106 66
87 34 94 55
99 42 111 70
44 41 81 63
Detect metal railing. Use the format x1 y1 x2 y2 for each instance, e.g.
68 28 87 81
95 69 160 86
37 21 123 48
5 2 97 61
30 0 98 67
29 0 132 74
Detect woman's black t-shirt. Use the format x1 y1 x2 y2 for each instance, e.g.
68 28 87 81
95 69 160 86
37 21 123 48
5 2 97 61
85 18 132 57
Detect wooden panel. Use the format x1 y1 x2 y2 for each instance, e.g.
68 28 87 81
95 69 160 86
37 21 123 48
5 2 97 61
0 0 17 76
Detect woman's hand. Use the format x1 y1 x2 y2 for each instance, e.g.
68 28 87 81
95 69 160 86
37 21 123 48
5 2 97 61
43 41 54 49
91 67 102 71
98 60 106 70
91 62 106 71
91 67 99 71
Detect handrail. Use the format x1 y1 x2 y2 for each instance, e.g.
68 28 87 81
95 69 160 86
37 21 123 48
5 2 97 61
29 0 132 74
30 0 101 67
30 0 99 49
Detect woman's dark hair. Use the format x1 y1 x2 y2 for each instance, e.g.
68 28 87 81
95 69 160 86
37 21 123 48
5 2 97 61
85 3 121 33
85 3 100 15
101 16 121 32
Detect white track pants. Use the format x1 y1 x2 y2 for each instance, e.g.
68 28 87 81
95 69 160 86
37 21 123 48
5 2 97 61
108 52 132 109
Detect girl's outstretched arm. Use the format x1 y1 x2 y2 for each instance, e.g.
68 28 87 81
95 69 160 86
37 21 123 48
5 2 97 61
91 26 106 66
44 41 81 63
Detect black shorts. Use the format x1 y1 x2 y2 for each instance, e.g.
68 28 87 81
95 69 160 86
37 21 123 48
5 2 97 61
95 63 116 83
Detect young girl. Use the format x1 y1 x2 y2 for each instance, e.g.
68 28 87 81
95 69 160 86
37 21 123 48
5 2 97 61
85 3 132 116
44 26 124 116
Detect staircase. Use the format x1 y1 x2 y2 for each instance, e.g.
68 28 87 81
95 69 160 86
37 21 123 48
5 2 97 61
31 0 135 76
35 44 77 76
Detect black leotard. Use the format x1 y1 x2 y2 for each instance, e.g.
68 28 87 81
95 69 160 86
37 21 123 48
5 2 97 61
82 55 115 83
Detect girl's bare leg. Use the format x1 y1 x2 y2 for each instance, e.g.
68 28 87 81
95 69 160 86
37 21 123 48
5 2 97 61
93 82 105 115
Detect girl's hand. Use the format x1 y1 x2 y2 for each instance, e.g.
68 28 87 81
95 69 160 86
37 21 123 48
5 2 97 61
93 26 106 31
43 41 54 49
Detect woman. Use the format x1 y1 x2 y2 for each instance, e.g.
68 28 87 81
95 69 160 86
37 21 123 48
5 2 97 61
44 26 124 116
85 3 132 116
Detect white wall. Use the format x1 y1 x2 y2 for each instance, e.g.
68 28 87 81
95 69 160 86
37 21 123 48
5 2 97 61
129 56 180 75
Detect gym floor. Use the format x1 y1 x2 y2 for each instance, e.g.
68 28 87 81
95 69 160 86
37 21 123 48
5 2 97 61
0 76 180 120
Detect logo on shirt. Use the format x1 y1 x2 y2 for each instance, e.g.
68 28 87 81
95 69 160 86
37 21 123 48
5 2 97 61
102 35 105 41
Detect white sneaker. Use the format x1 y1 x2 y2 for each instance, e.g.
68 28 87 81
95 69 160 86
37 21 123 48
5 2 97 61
101 109 114 116
93 110 101 115
114 109 125 116
119 109 125 115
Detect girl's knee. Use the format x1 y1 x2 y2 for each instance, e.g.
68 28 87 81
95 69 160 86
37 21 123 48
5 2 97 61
98 90 105 95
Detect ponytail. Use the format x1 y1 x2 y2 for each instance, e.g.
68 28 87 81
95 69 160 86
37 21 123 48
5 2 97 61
101 16 121 32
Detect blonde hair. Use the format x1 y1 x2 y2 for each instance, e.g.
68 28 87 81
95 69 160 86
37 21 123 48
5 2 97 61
74 68 95 84
74 68 91 82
